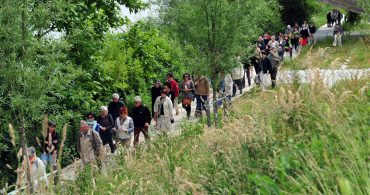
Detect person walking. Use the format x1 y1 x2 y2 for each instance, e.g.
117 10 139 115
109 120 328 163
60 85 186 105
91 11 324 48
333 24 343 47
308 23 317 45
108 93 125 121
86 112 101 133
194 75 210 117
224 73 233 102
97 106 115 153
132 96 151 145
284 34 293 59
77 120 103 165
256 36 266 51
285 25 293 35
115 107 134 149
151 80 163 117
232 57 244 96
167 73 180 115
267 46 280 88
292 27 300 52
41 121 58 170
154 90 173 135
16 147 48 193
260 50 272 91
181 73 195 118
300 22 309 47
277 35 286 61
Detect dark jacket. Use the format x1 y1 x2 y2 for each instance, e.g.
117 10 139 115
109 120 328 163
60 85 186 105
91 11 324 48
97 114 114 139
262 57 272 74
300 29 309 38
108 101 125 120
132 105 152 128
151 86 162 106
44 131 59 153
309 26 316 34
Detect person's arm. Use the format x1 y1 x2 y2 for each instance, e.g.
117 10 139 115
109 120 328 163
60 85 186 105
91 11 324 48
145 106 152 125
168 99 174 118
128 118 134 134
92 130 103 150
114 118 119 130
153 98 159 122
107 115 114 130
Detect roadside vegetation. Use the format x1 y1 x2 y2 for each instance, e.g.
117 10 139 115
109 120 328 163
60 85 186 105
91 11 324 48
283 38 370 70
70 67 369 194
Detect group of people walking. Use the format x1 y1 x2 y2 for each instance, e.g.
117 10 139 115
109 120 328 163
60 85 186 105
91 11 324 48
17 17 344 192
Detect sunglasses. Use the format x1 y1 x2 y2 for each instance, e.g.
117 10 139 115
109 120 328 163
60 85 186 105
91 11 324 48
88 116 94 119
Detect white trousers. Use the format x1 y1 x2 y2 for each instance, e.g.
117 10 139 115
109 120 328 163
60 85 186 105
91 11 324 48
158 115 171 133
333 33 342 47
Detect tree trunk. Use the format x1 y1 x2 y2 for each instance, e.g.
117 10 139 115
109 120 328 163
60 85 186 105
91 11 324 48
212 80 219 128
20 119 33 193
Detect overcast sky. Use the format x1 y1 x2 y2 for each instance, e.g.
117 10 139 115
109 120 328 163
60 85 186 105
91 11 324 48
119 0 157 23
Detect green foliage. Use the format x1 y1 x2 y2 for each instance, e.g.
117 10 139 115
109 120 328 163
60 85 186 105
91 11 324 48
98 22 186 108
157 0 283 79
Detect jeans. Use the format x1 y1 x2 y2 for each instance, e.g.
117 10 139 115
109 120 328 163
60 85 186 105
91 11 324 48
196 95 208 111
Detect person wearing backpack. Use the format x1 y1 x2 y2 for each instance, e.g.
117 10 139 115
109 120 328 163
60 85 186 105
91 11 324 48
77 120 103 166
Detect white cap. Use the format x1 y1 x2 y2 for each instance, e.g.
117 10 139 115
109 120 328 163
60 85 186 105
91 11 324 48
112 93 119 99
100 106 108 112
134 96 142 102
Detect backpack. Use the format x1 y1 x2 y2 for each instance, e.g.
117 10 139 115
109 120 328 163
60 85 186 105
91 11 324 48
90 130 100 157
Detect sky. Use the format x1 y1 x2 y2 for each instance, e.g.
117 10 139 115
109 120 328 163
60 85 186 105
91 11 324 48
119 0 157 23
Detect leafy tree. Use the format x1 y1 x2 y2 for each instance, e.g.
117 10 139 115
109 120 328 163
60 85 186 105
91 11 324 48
98 22 186 109
156 0 282 127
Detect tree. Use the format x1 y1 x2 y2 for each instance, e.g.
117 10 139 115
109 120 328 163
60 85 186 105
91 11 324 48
98 22 186 108
156 0 282 127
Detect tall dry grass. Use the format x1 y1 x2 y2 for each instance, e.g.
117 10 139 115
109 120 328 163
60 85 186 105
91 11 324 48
70 70 368 194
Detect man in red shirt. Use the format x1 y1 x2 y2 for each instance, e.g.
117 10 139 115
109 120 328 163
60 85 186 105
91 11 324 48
167 73 180 115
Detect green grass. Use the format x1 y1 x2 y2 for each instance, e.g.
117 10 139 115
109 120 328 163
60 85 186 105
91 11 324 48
283 38 370 70
66 74 369 194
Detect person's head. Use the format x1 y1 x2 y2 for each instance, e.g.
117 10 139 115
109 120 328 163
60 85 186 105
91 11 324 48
154 80 162 88
279 35 284 40
270 35 275 41
112 93 120 103
167 73 174 81
27 147 36 160
160 89 167 98
87 112 95 121
258 36 263 42
80 120 90 133
164 82 171 93
100 106 108 117
310 22 314 26
183 73 190 81
284 34 289 40
263 33 268 39
48 121 56 132
119 106 128 118
261 51 267 58
287 25 291 29
134 96 142 107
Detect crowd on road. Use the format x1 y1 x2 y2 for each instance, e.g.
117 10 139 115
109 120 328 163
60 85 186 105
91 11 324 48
16 18 336 193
